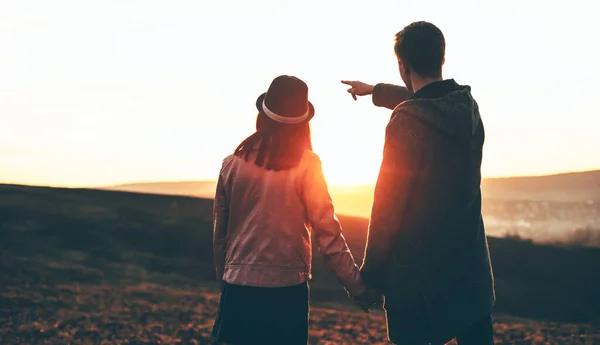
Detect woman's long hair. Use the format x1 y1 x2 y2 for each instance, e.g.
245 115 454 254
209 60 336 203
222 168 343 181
234 112 312 171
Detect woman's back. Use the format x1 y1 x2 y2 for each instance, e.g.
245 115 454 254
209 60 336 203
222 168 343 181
217 150 317 287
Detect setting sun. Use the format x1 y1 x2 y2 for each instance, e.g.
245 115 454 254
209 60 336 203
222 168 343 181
307 95 392 186
317 148 382 186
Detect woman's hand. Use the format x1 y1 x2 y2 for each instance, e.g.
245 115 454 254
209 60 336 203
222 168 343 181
352 287 383 313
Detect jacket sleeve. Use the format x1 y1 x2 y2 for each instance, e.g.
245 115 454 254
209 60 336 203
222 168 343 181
360 112 428 290
213 172 229 283
303 155 366 297
372 83 414 110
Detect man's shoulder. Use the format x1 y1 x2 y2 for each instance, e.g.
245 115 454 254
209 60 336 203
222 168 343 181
392 98 424 114
386 103 438 142
389 102 426 127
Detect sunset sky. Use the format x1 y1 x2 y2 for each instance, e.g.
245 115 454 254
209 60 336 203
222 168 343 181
1 0 598 187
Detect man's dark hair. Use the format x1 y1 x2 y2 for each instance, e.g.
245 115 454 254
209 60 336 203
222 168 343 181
394 21 445 78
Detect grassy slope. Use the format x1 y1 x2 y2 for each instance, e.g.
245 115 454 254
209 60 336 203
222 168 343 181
1 184 599 343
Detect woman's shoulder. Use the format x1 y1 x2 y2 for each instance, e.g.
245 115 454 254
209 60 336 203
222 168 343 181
300 150 323 167
222 154 236 163
218 154 240 176
221 154 236 167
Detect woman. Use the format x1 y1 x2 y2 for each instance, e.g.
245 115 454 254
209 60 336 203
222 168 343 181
211 75 373 344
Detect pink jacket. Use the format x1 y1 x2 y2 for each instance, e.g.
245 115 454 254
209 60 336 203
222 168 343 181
213 150 365 297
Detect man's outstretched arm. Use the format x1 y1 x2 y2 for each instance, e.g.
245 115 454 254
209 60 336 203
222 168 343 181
341 80 413 110
372 83 413 110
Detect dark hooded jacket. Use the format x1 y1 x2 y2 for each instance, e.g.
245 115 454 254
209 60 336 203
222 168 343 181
360 80 495 345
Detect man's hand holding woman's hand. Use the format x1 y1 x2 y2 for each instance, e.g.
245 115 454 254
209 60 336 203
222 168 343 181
341 80 374 100
353 287 383 313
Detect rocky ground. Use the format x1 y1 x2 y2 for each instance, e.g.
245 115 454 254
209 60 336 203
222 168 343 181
1 277 598 345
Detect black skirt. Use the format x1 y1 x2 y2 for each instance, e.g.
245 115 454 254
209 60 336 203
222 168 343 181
212 281 310 345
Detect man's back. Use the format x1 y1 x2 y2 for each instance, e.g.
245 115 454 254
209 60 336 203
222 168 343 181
361 80 495 344
390 80 487 273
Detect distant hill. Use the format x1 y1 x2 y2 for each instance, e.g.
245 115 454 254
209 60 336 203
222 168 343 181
103 181 218 199
482 170 600 201
1 184 600 323
101 170 600 218
101 181 376 216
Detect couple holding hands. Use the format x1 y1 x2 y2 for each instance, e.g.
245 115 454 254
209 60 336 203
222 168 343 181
212 21 495 345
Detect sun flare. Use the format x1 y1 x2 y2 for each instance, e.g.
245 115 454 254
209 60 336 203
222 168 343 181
321 159 377 186
310 117 386 186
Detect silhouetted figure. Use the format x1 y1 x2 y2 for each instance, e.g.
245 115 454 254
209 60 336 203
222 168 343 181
211 76 379 345
343 21 495 345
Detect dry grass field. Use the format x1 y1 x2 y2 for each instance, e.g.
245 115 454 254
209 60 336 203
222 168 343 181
1 184 599 344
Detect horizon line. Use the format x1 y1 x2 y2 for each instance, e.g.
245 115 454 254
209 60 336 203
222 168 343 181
3 168 599 190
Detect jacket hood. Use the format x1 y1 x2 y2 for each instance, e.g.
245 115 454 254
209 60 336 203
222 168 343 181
399 85 480 140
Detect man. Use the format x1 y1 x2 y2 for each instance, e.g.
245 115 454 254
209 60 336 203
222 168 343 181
342 21 495 345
